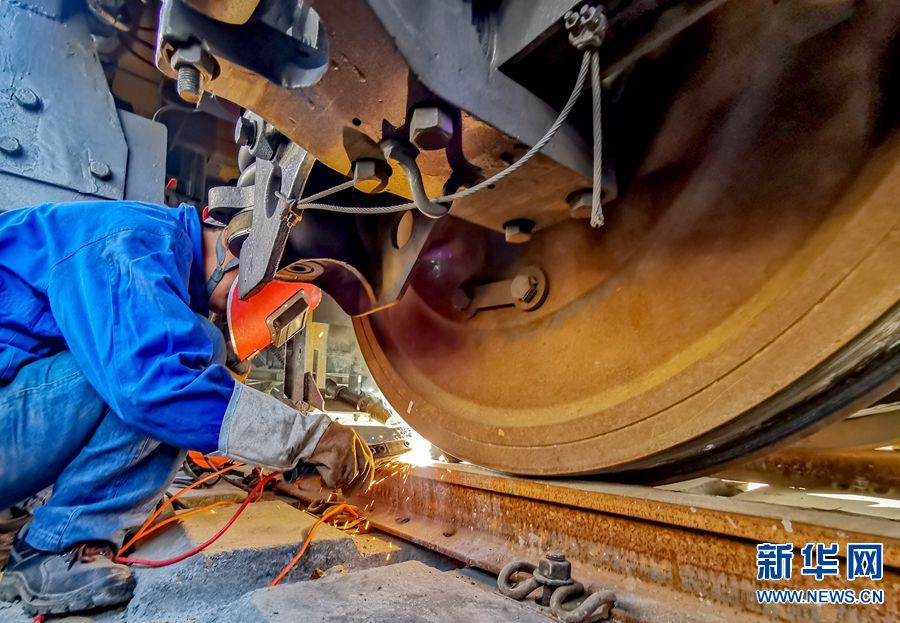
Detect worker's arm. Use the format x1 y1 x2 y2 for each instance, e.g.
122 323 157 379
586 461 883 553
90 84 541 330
45 227 371 485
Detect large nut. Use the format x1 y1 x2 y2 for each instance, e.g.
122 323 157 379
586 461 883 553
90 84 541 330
504 219 535 244
353 158 391 193
239 112 282 161
567 189 592 219
170 44 216 76
409 106 454 151
536 551 572 585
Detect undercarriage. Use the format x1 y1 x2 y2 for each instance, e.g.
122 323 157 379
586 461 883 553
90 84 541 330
3 0 899 479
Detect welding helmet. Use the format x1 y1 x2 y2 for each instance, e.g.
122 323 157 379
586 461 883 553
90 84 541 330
226 279 322 362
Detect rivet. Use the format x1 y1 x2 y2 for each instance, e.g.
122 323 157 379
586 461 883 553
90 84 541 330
0 136 22 156
13 87 41 111
89 160 112 180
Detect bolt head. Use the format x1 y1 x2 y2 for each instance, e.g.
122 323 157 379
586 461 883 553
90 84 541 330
353 158 391 193
170 45 206 71
234 117 257 147
567 189 592 219
451 289 472 312
13 87 40 111
0 136 22 156
503 219 535 244
89 160 112 180
409 106 454 151
509 274 536 302
538 553 571 582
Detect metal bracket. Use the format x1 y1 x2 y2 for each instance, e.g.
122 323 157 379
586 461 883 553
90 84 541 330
159 0 329 90
238 141 316 299
453 266 549 316
0 4 127 202
283 326 324 410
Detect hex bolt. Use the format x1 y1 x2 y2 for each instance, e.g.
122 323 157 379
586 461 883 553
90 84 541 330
89 160 112 181
536 550 573 607
510 274 538 304
546 551 566 562
409 106 454 151
176 65 201 103
0 136 22 157
503 219 535 244
170 44 216 105
353 158 392 193
13 87 41 111
234 116 256 147
567 189 592 219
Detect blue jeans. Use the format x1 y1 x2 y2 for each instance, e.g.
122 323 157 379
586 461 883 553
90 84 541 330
0 351 184 552
0 351 185 553
0 313 225 553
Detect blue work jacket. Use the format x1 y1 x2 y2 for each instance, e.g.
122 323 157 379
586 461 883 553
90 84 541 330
0 201 235 452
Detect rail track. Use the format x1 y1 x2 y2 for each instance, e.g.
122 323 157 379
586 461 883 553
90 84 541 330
286 463 899 622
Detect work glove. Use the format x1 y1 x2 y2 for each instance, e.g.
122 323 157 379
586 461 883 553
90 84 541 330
215 384 375 495
306 421 375 496
216 383 334 471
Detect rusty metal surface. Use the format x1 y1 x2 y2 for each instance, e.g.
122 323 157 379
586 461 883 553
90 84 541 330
158 0 589 232
792 404 900 451
720 449 900 497
289 463 900 622
185 0 260 25
353 0 900 476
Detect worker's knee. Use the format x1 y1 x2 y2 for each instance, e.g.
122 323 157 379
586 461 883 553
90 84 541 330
0 351 110 509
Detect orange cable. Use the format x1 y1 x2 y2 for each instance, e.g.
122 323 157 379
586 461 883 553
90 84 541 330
116 472 280 567
127 501 237 545
117 460 244 557
269 503 360 587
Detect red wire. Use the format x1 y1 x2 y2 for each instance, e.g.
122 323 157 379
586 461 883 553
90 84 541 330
115 472 280 567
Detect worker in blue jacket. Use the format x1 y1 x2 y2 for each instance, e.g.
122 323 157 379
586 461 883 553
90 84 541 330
0 200 374 615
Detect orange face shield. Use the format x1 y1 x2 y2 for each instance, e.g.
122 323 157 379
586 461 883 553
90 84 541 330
226 280 322 362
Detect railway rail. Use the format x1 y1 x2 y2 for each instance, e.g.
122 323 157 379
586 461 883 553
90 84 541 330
285 463 899 622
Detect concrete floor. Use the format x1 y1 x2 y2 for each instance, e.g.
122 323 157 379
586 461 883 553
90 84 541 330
0 496 554 623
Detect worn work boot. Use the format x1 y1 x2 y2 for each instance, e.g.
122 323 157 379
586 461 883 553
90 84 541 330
0 529 135 615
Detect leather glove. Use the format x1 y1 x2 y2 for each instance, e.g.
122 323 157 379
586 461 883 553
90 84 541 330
306 421 375 495
216 383 333 471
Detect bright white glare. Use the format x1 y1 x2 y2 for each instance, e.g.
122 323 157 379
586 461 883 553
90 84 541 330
745 482 769 492
808 492 900 509
397 427 434 467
